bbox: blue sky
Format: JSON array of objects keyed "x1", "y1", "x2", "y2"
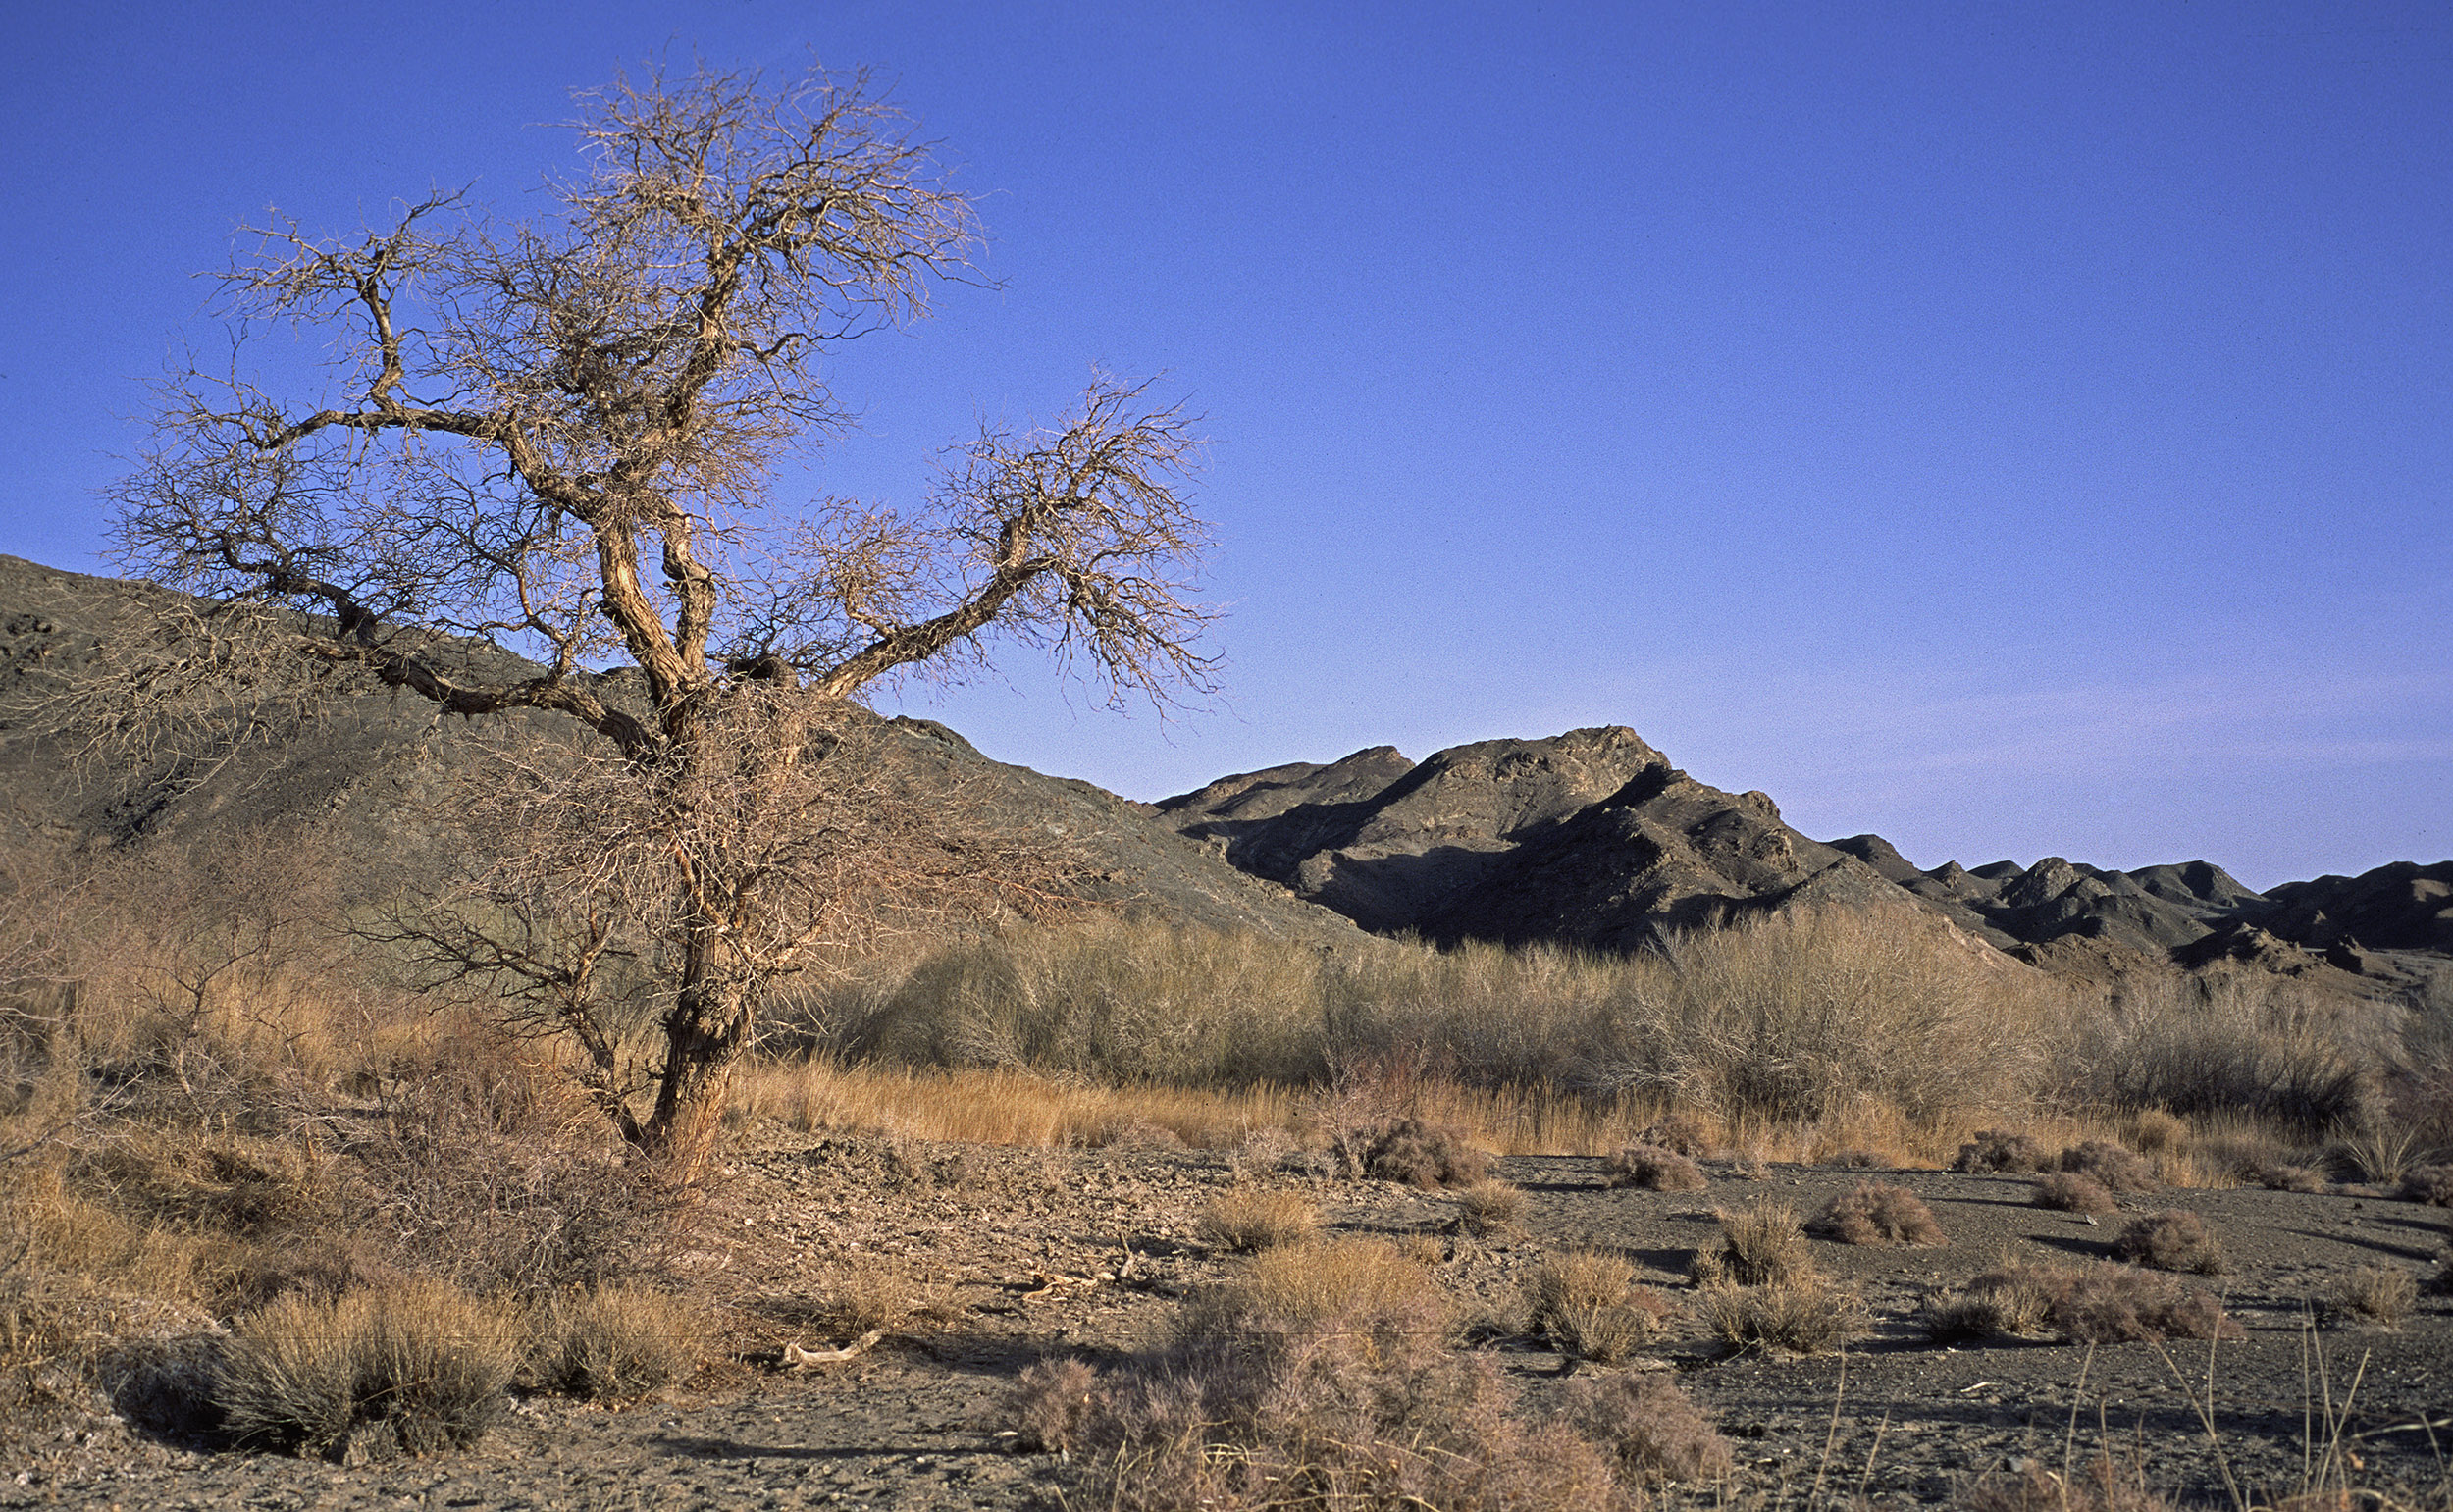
[{"x1": 3, "y1": 1, "x2": 2445, "y2": 888}]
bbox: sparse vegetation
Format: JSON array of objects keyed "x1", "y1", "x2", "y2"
[
  {"x1": 1553, "y1": 1372, "x2": 1735, "y2": 1484},
  {"x1": 1812, "y1": 1180, "x2": 1949, "y2": 1245},
  {"x1": 2399, "y1": 1163, "x2": 2453, "y2": 1206},
  {"x1": 1697, "y1": 1199, "x2": 1815, "y2": 1286},
  {"x1": 529, "y1": 1285, "x2": 702, "y2": 1401},
  {"x1": 2060, "y1": 1141, "x2": 2161, "y2": 1194},
  {"x1": 1921, "y1": 1269, "x2": 2056, "y2": 1342},
  {"x1": 1956, "y1": 1129, "x2": 2051, "y2": 1173},
  {"x1": 1696, "y1": 1274, "x2": 1866, "y2": 1355},
  {"x1": 1453, "y1": 1180, "x2": 1529, "y2": 1237},
  {"x1": 1927, "y1": 1260, "x2": 2234, "y2": 1345},
  {"x1": 2110, "y1": 1210, "x2": 2226, "y2": 1275},
  {"x1": 1604, "y1": 1142, "x2": 1708, "y2": 1191},
  {"x1": 1199, "y1": 1190, "x2": 1322, "y2": 1253}
]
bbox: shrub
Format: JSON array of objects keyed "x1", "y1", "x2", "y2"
[
  {"x1": 1554, "y1": 1373, "x2": 1734, "y2": 1484},
  {"x1": 1604, "y1": 1143, "x2": 1707, "y2": 1192},
  {"x1": 2323, "y1": 1265, "x2": 2418, "y2": 1328},
  {"x1": 2126, "y1": 1109, "x2": 2187, "y2": 1153},
  {"x1": 1955, "y1": 1130, "x2": 2050, "y2": 1174},
  {"x1": 1697, "y1": 1199, "x2": 1813, "y2": 1286},
  {"x1": 1524, "y1": 1250, "x2": 1675, "y2": 1364},
  {"x1": 529, "y1": 1285, "x2": 700, "y2": 1401},
  {"x1": 2060, "y1": 1141, "x2": 2159, "y2": 1193},
  {"x1": 2253, "y1": 1163, "x2": 2327, "y2": 1194},
  {"x1": 2033, "y1": 1173, "x2": 2118, "y2": 1215},
  {"x1": 1361, "y1": 1119, "x2": 1487, "y2": 1190},
  {"x1": 1634, "y1": 1115, "x2": 1714, "y2": 1158},
  {"x1": 2398, "y1": 1164, "x2": 2453, "y2": 1206},
  {"x1": 2109, "y1": 1210, "x2": 2224, "y2": 1275},
  {"x1": 1453, "y1": 1180, "x2": 1528, "y2": 1237},
  {"x1": 214, "y1": 1278, "x2": 523, "y2": 1459},
  {"x1": 1174, "y1": 1239, "x2": 1451, "y2": 1367},
  {"x1": 1696, "y1": 1275, "x2": 1865, "y2": 1355},
  {"x1": 1008, "y1": 1357, "x2": 1100, "y2": 1453},
  {"x1": 2048, "y1": 1263, "x2": 2236, "y2": 1343},
  {"x1": 1199, "y1": 1190, "x2": 1322, "y2": 1253},
  {"x1": 1921, "y1": 1270, "x2": 2055, "y2": 1342},
  {"x1": 1812, "y1": 1181, "x2": 1948, "y2": 1246},
  {"x1": 1823, "y1": 1148, "x2": 1884, "y2": 1170}
]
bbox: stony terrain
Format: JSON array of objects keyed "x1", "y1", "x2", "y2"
[{"x1": 7, "y1": 1130, "x2": 2447, "y2": 1510}]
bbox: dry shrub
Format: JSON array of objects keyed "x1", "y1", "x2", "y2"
[
  {"x1": 1696, "y1": 1275, "x2": 1865, "y2": 1355},
  {"x1": 804, "y1": 1258, "x2": 956, "y2": 1339},
  {"x1": 2109, "y1": 1210, "x2": 2225, "y2": 1275},
  {"x1": 1955, "y1": 1129, "x2": 2050, "y2": 1174},
  {"x1": 214, "y1": 1277, "x2": 522, "y2": 1459},
  {"x1": 1524, "y1": 1250, "x2": 1675, "y2": 1364},
  {"x1": 1361, "y1": 1119, "x2": 1487, "y2": 1189},
  {"x1": 1922, "y1": 1269, "x2": 2056, "y2": 1342},
  {"x1": 1812, "y1": 1181, "x2": 1947, "y2": 1246},
  {"x1": 2060, "y1": 1141, "x2": 2159, "y2": 1194},
  {"x1": 1199, "y1": 1189, "x2": 1322, "y2": 1253},
  {"x1": 1453, "y1": 1180, "x2": 1528, "y2": 1237},
  {"x1": 1604, "y1": 1143, "x2": 1707, "y2": 1192},
  {"x1": 1053, "y1": 1238, "x2": 1625, "y2": 1510},
  {"x1": 2034, "y1": 1173, "x2": 2119, "y2": 1215},
  {"x1": 2048, "y1": 1262, "x2": 2237, "y2": 1343},
  {"x1": 2399, "y1": 1164, "x2": 2453, "y2": 1206},
  {"x1": 1553, "y1": 1372, "x2": 1734, "y2": 1484},
  {"x1": 530, "y1": 1285, "x2": 701, "y2": 1400},
  {"x1": 1634, "y1": 1115, "x2": 1714, "y2": 1158},
  {"x1": 1697, "y1": 1199, "x2": 1813, "y2": 1286},
  {"x1": 2254, "y1": 1163, "x2": 2328, "y2": 1194},
  {"x1": 1008, "y1": 1356, "x2": 1100, "y2": 1453},
  {"x1": 2126, "y1": 1109, "x2": 2187, "y2": 1153},
  {"x1": 2323, "y1": 1265, "x2": 2417, "y2": 1328},
  {"x1": 1957, "y1": 1455, "x2": 2173, "y2": 1512},
  {"x1": 2054, "y1": 968, "x2": 2384, "y2": 1135},
  {"x1": 347, "y1": 1025, "x2": 697, "y2": 1291},
  {"x1": 1822, "y1": 1148, "x2": 1884, "y2": 1170}
]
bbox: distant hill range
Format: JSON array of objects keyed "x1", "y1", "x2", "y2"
[{"x1": 4, "y1": 554, "x2": 2445, "y2": 993}]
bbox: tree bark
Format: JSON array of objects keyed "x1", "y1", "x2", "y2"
[{"x1": 641, "y1": 925, "x2": 755, "y2": 1164}]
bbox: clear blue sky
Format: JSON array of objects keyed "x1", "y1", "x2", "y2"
[{"x1": 3, "y1": 1, "x2": 2445, "y2": 889}]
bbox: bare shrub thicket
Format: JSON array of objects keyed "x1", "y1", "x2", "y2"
[
  {"x1": 1552, "y1": 1373, "x2": 1735, "y2": 1485},
  {"x1": 2050, "y1": 969, "x2": 2387, "y2": 1134},
  {"x1": 1025, "y1": 1238, "x2": 1636, "y2": 1510},
  {"x1": 1604, "y1": 1143, "x2": 1707, "y2": 1191},
  {"x1": 2323, "y1": 1265, "x2": 2418, "y2": 1329},
  {"x1": 2059, "y1": 1141, "x2": 2160, "y2": 1194},
  {"x1": 1955, "y1": 1129, "x2": 2051, "y2": 1173},
  {"x1": 1811, "y1": 1180, "x2": 1949, "y2": 1245},
  {"x1": 1360, "y1": 1119, "x2": 1488, "y2": 1189}
]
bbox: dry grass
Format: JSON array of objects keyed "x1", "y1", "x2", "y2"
[
  {"x1": 1957, "y1": 1455, "x2": 2174, "y2": 1512},
  {"x1": 2322, "y1": 1265, "x2": 2418, "y2": 1329},
  {"x1": 2034, "y1": 1173, "x2": 2120, "y2": 1214},
  {"x1": 1524, "y1": 1249, "x2": 1675, "y2": 1363},
  {"x1": 529, "y1": 1285, "x2": 702, "y2": 1401},
  {"x1": 1696, "y1": 1274, "x2": 1866, "y2": 1355},
  {"x1": 1604, "y1": 1142, "x2": 1709, "y2": 1191},
  {"x1": 1812, "y1": 1180, "x2": 1948, "y2": 1245},
  {"x1": 1452, "y1": 1180, "x2": 1529, "y2": 1237},
  {"x1": 2061, "y1": 1141, "x2": 2160, "y2": 1194},
  {"x1": 2109, "y1": 1210, "x2": 2226, "y2": 1275},
  {"x1": 1697, "y1": 1198, "x2": 1815, "y2": 1286},
  {"x1": 214, "y1": 1278, "x2": 523, "y2": 1458},
  {"x1": 1954, "y1": 1129, "x2": 2052, "y2": 1173},
  {"x1": 1922, "y1": 1260, "x2": 2234, "y2": 1345},
  {"x1": 1359, "y1": 1118, "x2": 1488, "y2": 1189},
  {"x1": 1198, "y1": 1189, "x2": 1322, "y2": 1253},
  {"x1": 1922, "y1": 1268, "x2": 2057, "y2": 1342},
  {"x1": 800, "y1": 1258, "x2": 958, "y2": 1340}
]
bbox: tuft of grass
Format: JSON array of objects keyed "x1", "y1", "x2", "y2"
[
  {"x1": 1008, "y1": 1357, "x2": 1101, "y2": 1453},
  {"x1": 1634, "y1": 1115, "x2": 1715, "y2": 1157},
  {"x1": 1697, "y1": 1198, "x2": 1814, "y2": 1285},
  {"x1": 2323, "y1": 1265, "x2": 2418, "y2": 1329},
  {"x1": 1524, "y1": 1249, "x2": 1675, "y2": 1364},
  {"x1": 1921, "y1": 1269, "x2": 2056, "y2": 1342},
  {"x1": 1955, "y1": 1129, "x2": 2050, "y2": 1174},
  {"x1": 2060, "y1": 1141, "x2": 2159, "y2": 1193},
  {"x1": 1199, "y1": 1189, "x2": 1322, "y2": 1253},
  {"x1": 1812, "y1": 1180, "x2": 1948, "y2": 1245},
  {"x1": 214, "y1": 1277, "x2": 523, "y2": 1459},
  {"x1": 1452, "y1": 1180, "x2": 1528, "y2": 1237},
  {"x1": 1696, "y1": 1274, "x2": 1865, "y2": 1355},
  {"x1": 1603, "y1": 1143, "x2": 1708, "y2": 1192},
  {"x1": 1174, "y1": 1238, "x2": 1451, "y2": 1366},
  {"x1": 2109, "y1": 1210, "x2": 2225, "y2": 1275},
  {"x1": 2253, "y1": 1163, "x2": 2328, "y2": 1193},
  {"x1": 1553, "y1": 1372, "x2": 1734, "y2": 1484},
  {"x1": 1926, "y1": 1261, "x2": 2234, "y2": 1345},
  {"x1": 529, "y1": 1285, "x2": 701, "y2": 1401},
  {"x1": 804, "y1": 1258, "x2": 957, "y2": 1340},
  {"x1": 2033, "y1": 1172, "x2": 2119, "y2": 1214}
]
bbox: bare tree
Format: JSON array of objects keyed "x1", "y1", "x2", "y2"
[{"x1": 100, "y1": 61, "x2": 1217, "y2": 1159}]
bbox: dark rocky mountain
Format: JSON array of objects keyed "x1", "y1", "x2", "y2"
[{"x1": 1158, "y1": 728, "x2": 2450, "y2": 990}]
